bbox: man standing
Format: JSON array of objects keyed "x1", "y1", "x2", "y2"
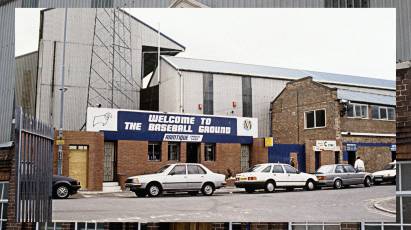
[{"x1": 354, "y1": 156, "x2": 365, "y2": 172}]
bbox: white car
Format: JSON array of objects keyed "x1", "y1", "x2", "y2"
[
  {"x1": 235, "y1": 163, "x2": 318, "y2": 193},
  {"x1": 125, "y1": 163, "x2": 226, "y2": 197},
  {"x1": 372, "y1": 161, "x2": 396, "y2": 185}
]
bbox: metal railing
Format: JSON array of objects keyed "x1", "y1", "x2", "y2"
[{"x1": 14, "y1": 107, "x2": 54, "y2": 222}]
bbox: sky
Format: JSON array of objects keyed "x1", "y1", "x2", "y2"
[{"x1": 15, "y1": 8, "x2": 395, "y2": 80}]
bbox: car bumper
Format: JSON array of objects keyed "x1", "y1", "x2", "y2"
[
  {"x1": 373, "y1": 175, "x2": 395, "y2": 183},
  {"x1": 234, "y1": 181, "x2": 266, "y2": 189},
  {"x1": 125, "y1": 183, "x2": 145, "y2": 192},
  {"x1": 70, "y1": 185, "x2": 81, "y2": 194}
]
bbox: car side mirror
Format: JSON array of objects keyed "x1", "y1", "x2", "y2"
[
  {"x1": 169, "y1": 172, "x2": 175, "y2": 176},
  {"x1": 296, "y1": 170, "x2": 301, "y2": 174}
]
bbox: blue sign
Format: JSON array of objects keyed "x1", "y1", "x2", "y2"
[
  {"x1": 101, "y1": 110, "x2": 256, "y2": 144},
  {"x1": 345, "y1": 143, "x2": 357, "y2": 151}
]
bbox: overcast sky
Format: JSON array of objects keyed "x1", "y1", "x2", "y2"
[{"x1": 16, "y1": 8, "x2": 395, "y2": 80}]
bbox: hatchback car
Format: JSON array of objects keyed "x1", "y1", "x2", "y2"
[
  {"x1": 125, "y1": 163, "x2": 226, "y2": 197},
  {"x1": 52, "y1": 175, "x2": 81, "y2": 199},
  {"x1": 234, "y1": 163, "x2": 318, "y2": 193},
  {"x1": 315, "y1": 164, "x2": 372, "y2": 189},
  {"x1": 372, "y1": 161, "x2": 396, "y2": 185}
]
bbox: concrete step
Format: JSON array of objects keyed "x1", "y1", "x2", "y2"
[
  {"x1": 103, "y1": 182, "x2": 120, "y2": 187},
  {"x1": 102, "y1": 182, "x2": 122, "y2": 192}
]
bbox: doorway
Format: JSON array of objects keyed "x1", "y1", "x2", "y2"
[
  {"x1": 335, "y1": 151, "x2": 340, "y2": 164},
  {"x1": 186, "y1": 143, "x2": 199, "y2": 163},
  {"x1": 240, "y1": 145, "x2": 250, "y2": 172},
  {"x1": 348, "y1": 151, "x2": 356, "y2": 166},
  {"x1": 69, "y1": 145, "x2": 88, "y2": 189},
  {"x1": 391, "y1": 151, "x2": 396, "y2": 161},
  {"x1": 314, "y1": 151, "x2": 321, "y2": 171},
  {"x1": 104, "y1": 142, "x2": 117, "y2": 182}
]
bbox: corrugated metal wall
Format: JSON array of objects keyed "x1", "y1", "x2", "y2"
[
  {"x1": 0, "y1": 0, "x2": 21, "y2": 143},
  {"x1": 370, "y1": 0, "x2": 411, "y2": 62},
  {"x1": 15, "y1": 52, "x2": 39, "y2": 116}
]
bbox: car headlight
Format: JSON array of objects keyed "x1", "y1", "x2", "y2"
[{"x1": 132, "y1": 178, "x2": 139, "y2": 184}]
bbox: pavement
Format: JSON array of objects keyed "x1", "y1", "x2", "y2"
[
  {"x1": 373, "y1": 196, "x2": 396, "y2": 214},
  {"x1": 53, "y1": 184, "x2": 395, "y2": 222}
]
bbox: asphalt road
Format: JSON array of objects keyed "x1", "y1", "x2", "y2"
[{"x1": 53, "y1": 185, "x2": 395, "y2": 222}]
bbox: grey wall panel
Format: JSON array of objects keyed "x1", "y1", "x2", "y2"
[
  {"x1": 38, "y1": 0, "x2": 92, "y2": 7},
  {"x1": 213, "y1": 73, "x2": 242, "y2": 117},
  {"x1": 182, "y1": 71, "x2": 203, "y2": 114},
  {"x1": 0, "y1": 0, "x2": 21, "y2": 143},
  {"x1": 114, "y1": 0, "x2": 171, "y2": 8},
  {"x1": 158, "y1": 59, "x2": 180, "y2": 112},
  {"x1": 369, "y1": 0, "x2": 411, "y2": 62},
  {"x1": 15, "y1": 52, "x2": 38, "y2": 116}
]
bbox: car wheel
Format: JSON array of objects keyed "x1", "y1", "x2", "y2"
[
  {"x1": 188, "y1": 191, "x2": 198, "y2": 196},
  {"x1": 146, "y1": 183, "x2": 162, "y2": 197},
  {"x1": 54, "y1": 184, "x2": 70, "y2": 199},
  {"x1": 334, "y1": 179, "x2": 343, "y2": 189},
  {"x1": 265, "y1": 181, "x2": 276, "y2": 193},
  {"x1": 364, "y1": 177, "x2": 372, "y2": 187},
  {"x1": 135, "y1": 191, "x2": 146, "y2": 197},
  {"x1": 305, "y1": 180, "x2": 315, "y2": 191},
  {"x1": 245, "y1": 188, "x2": 255, "y2": 193},
  {"x1": 201, "y1": 183, "x2": 215, "y2": 196}
]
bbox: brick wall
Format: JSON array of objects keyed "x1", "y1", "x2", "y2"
[
  {"x1": 53, "y1": 131, "x2": 104, "y2": 191},
  {"x1": 251, "y1": 138, "x2": 269, "y2": 166},
  {"x1": 271, "y1": 77, "x2": 339, "y2": 145},
  {"x1": 0, "y1": 147, "x2": 12, "y2": 181},
  {"x1": 117, "y1": 140, "x2": 242, "y2": 188},
  {"x1": 397, "y1": 66, "x2": 411, "y2": 160}
]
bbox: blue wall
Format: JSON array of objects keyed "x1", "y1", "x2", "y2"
[
  {"x1": 342, "y1": 142, "x2": 395, "y2": 161},
  {"x1": 268, "y1": 144, "x2": 306, "y2": 172}
]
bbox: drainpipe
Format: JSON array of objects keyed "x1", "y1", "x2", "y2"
[{"x1": 178, "y1": 70, "x2": 183, "y2": 113}]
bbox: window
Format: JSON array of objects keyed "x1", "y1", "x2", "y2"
[
  {"x1": 261, "y1": 166, "x2": 272, "y2": 173},
  {"x1": 203, "y1": 73, "x2": 214, "y2": 115},
  {"x1": 284, "y1": 165, "x2": 298, "y2": 174},
  {"x1": 168, "y1": 142, "x2": 180, "y2": 161},
  {"x1": 343, "y1": 165, "x2": 356, "y2": 173},
  {"x1": 242, "y1": 76, "x2": 252, "y2": 117},
  {"x1": 371, "y1": 105, "x2": 395, "y2": 121},
  {"x1": 169, "y1": 165, "x2": 186, "y2": 175},
  {"x1": 188, "y1": 165, "x2": 206, "y2": 174},
  {"x1": 305, "y1": 109, "x2": 326, "y2": 129},
  {"x1": 272, "y1": 165, "x2": 284, "y2": 173},
  {"x1": 347, "y1": 103, "x2": 368, "y2": 118},
  {"x1": 0, "y1": 182, "x2": 8, "y2": 227},
  {"x1": 204, "y1": 144, "x2": 216, "y2": 161},
  {"x1": 148, "y1": 142, "x2": 161, "y2": 161},
  {"x1": 325, "y1": 0, "x2": 370, "y2": 8},
  {"x1": 335, "y1": 165, "x2": 345, "y2": 173}
]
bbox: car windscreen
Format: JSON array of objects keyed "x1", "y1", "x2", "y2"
[
  {"x1": 156, "y1": 165, "x2": 171, "y2": 173},
  {"x1": 246, "y1": 165, "x2": 264, "y2": 172},
  {"x1": 316, "y1": 165, "x2": 334, "y2": 174},
  {"x1": 384, "y1": 163, "x2": 395, "y2": 170}
]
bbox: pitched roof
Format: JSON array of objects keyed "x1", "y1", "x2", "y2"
[
  {"x1": 337, "y1": 89, "x2": 395, "y2": 106},
  {"x1": 162, "y1": 56, "x2": 395, "y2": 90}
]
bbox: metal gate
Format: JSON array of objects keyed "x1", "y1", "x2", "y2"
[
  {"x1": 14, "y1": 107, "x2": 54, "y2": 222},
  {"x1": 103, "y1": 142, "x2": 116, "y2": 182},
  {"x1": 240, "y1": 145, "x2": 250, "y2": 172}
]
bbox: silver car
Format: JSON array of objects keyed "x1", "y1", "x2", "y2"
[{"x1": 315, "y1": 164, "x2": 372, "y2": 189}]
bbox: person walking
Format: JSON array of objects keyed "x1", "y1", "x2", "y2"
[{"x1": 354, "y1": 156, "x2": 365, "y2": 172}]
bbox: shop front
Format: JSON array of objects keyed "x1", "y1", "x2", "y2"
[{"x1": 54, "y1": 108, "x2": 259, "y2": 191}]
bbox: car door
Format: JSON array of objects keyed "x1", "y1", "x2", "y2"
[
  {"x1": 343, "y1": 165, "x2": 358, "y2": 185},
  {"x1": 186, "y1": 165, "x2": 206, "y2": 190},
  {"x1": 271, "y1": 164, "x2": 287, "y2": 186},
  {"x1": 334, "y1": 165, "x2": 348, "y2": 184},
  {"x1": 163, "y1": 164, "x2": 187, "y2": 191},
  {"x1": 283, "y1": 164, "x2": 304, "y2": 187}
]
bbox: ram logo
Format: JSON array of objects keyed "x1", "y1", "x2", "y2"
[
  {"x1": 93, "y1": 112, "x2": 112, "y2": 127},
  {"x1": 243, "y1": 119, "x2": 252, "y2": 131}
]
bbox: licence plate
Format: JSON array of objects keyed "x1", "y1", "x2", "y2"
[
  {"x1": 239, "y1": 177, "x2": 247, "y2": 181},
  {"x1": 375, "y1": 178, "x2": 383, "y2": 181}
]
